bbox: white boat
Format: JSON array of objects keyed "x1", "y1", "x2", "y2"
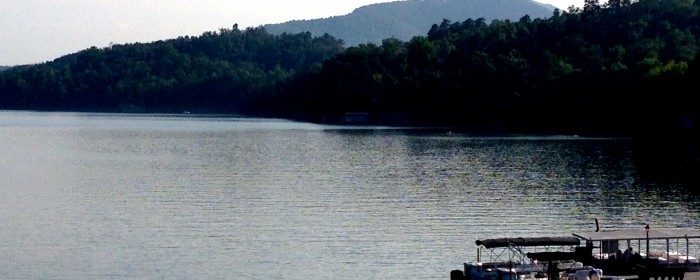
[{"x1": 451, "y1": 237, "x2": 610, "y2": 280}]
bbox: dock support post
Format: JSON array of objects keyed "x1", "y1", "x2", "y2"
[{"x1": 646, "y1": 224, "x2": 650, "y2": 259}]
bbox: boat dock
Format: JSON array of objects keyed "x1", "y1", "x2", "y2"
[
  {"x1": 631, "y1": 272, "x2": 700, "y2": 280},
  {"x1": 573, "y1": 228, "x2": 700, "y2": 279},
  {"x1": 452, "y1": 227, "x2": 700, "y2": 280}
]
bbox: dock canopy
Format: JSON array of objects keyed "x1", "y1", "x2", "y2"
[
  {"x1": 475, "y1": 237, "x2": 581, "y2": 249},
  {"x1": 573, "y1": 229, "x2": 700, "y2": 242}
]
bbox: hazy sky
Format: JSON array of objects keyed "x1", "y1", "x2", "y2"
[{"x1": 0, "y1": 0, "x2": 582, "y2": 66}]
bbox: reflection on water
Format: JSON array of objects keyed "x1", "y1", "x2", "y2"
[{"x1": 0, "y1": 111, "x2": 698, "y2": 279}]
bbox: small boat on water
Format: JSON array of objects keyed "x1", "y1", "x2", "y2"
[{"x1": 451, "y1": 236, "x2": 610, "y2": 280}]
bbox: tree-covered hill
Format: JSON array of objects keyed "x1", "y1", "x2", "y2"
[
  {"x1": 0, "y1": 26, "x2": 344, "y2": 113},
  {"x1": 1, "y1": 0, "x2": 700, "y2": 141},
  {"x1": 263, "y1": 0, "x2": 555, "y2": 46},
  {"x1": 276, "y1": 0, "x2": 700, "y2": 137}
]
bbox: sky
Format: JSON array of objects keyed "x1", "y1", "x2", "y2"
[{"x1": 0, "y1": 0, "x2": 583, "y2": 66}]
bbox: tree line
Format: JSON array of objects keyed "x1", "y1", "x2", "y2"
[
  {"x1": 282, "y1": 0, "x2": 700, "y2": 137},
  {"x1": 0, "y1": 26, "x2": 344, "y2": 114},
  {"x1": 1, "y1": 0, "x2": 699, "y2": 138}
]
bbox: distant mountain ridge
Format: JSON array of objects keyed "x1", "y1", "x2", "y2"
[{"x1": 263, "y1": 0, "x2": 556, "y2": 46}]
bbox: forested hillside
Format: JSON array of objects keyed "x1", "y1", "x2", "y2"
[
  {"x1": 0, "y1": 27, "x2": 344, "y2": 113},
  {"x1": 277, "y1": 0, "x2": 700, "y2": 137},
  {"x1": 264, "y1": 0, "x2": 555, "y2": 46},
  {"x1": 1, "y1": 0, "x2": 699, "y2": 140}
]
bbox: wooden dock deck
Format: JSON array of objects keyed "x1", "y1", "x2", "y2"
[{"x1": 635, "y1": 272, "x2": 700, "y2": 280}]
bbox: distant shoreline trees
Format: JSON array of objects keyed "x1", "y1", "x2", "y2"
[
  {"x1": 0, "y1": 26, "x2": 344, "y2": 115},
  {"x1": 1, "y1": 0, "x2": 699, "y2": 138},
  {"x1": 277, "y1": 0, "x2": 700, "y2": 137}
]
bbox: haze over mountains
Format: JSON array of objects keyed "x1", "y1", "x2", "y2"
[
  {"x1": 0, "y1": 0, "x2": 556, "y2": 67},
  {"x1": 263, "y1": 0, "x2": 556, "y2": 46}
]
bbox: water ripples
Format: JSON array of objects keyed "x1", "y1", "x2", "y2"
[{"x1": 0, "y1": 113, "x2": 699, "y2": 279}]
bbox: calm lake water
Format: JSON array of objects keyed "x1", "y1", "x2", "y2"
[{"x1": 1, "y1": 111, "x2": 699, "y2": 279}]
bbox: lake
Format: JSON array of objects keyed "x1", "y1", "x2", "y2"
[{"x1": 0, "y1": 111, "x2": 698, "y2": 279}]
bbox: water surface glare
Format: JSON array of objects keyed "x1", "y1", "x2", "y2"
[{"x1": 1, "y1": 112, "x2": 698, "y2": 279}]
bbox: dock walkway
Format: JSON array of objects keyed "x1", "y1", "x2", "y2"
[{"x1": 636, "y1": 272, "x2": 700, "y2": 280}]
